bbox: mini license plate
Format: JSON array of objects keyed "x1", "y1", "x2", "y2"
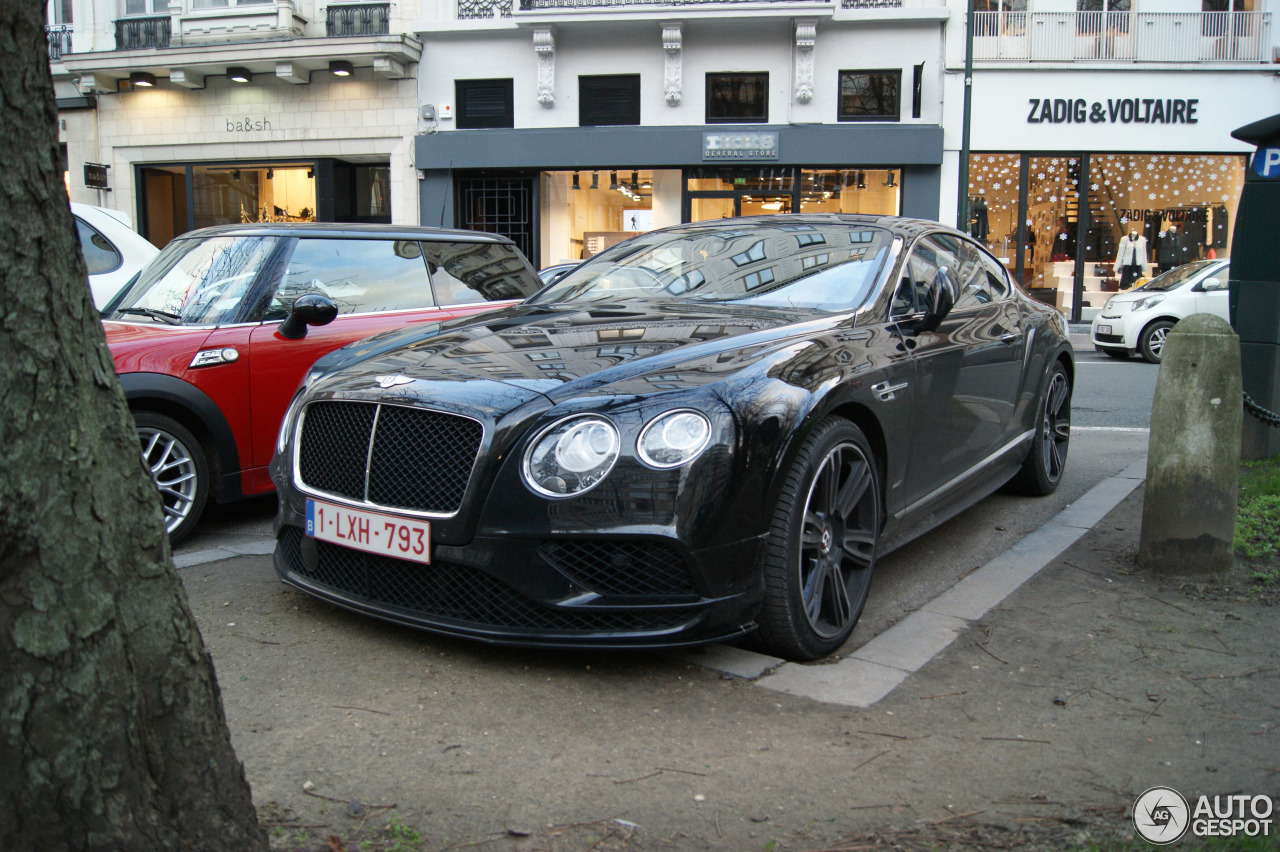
[
  {"x1": 305, "y1": 498, "x2": 431, "y2": 564},
  {"x1": 1096, "y1": 324, "x2": 1112, "y2": 335}
]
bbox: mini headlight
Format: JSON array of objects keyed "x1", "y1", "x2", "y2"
[
  {"x1": 523, "y1": 415, "x2": 620, "y2": 497},
  {"x1": 1133, "y1": 294, "x2": 1164, "y2": 312},
  {"x1": 638, "y1": 410, "x2": 712, "y2": 469}
]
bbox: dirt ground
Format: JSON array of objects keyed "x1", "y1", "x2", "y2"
[{"x1": 182, "y1": 491, "x2": 1280, "y2": 852}]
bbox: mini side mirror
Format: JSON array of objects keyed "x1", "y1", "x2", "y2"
[{"x1": 278, "y1": 293, "x2": 338, "y2": 340}]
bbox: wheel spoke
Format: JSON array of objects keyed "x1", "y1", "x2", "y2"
[
  {"x1": 824, "y1": 565, "x2": 853, "y2": 629},
  {"x1": 835, "y1": 460, "x2": 871, "y2": 519},
  {"x1": 841, "y1": 529, "x2": 876, "y2": 563},
  {"x1": 802, "y1": 511, "x2": 824, "y2": 548},
  {"x1": 819, "y1": 456, "x2": 839, "y2": 514},
  {"x1": 802, "y1": 560, "x2": 825, "y2": 624}
]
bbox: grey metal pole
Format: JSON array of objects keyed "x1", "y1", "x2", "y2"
[{"x1": 956, "y1": 0, "x2": 975, "y2": 231}]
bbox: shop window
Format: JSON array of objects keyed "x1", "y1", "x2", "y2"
[
  {"x1": 579, "y1": 75, "x2": 640, "y2": 127},
  {"x1": 191, "y1": 0, "x2": 273, "y2": 8},
  {"x1": 838, "y1": 71, "x2": 901, "y2": 122},
  {"x1": 122, "y1": 0, "x2": 165, "y2": 14},
  {"x1": 456, "y1": 79, "x2": 514, "y2": 129},
  {"x1": 705, "y1": 73, "x2": 768, "y2": 124}
]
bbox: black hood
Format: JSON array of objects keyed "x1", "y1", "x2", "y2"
[{"x1": 313, "y1": 300, "x2": 849, "y2": 403}]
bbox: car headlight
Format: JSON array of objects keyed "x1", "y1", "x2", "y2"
[
  {"x1": 638, "y1": 410, "x2": 712, "y2": 468},
  {"x1": 1132, "y1": 294, "x2": 1164, "y2": 312},
  {"x1": 276, "y1": 390, "x2": 308, "y2": 455},
  {"x1": 523, "y1": 415, "x2": 620, "y2": 497}
]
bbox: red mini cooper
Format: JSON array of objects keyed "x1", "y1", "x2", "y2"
[{"x1": 102, "y1": 223, "x2": 541, "y2": 543}]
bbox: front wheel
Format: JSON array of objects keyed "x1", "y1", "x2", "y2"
[
  {"x1": 1005, "y1": 362, "x2": 1071, "y2": 496},
  {"x1": 134, "y1": 411, "x2": 209, "y2": 545},
  {"x1": 754, "y1": 418, "x2": 880, "y2": 661},
  {"x1": 1138, "y1": 320, "x2": 1174, "y2": 364}
]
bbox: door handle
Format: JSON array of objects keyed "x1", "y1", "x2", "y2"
[{"x1": 872, "y1": 380, "x2": 908, "y2": 402}]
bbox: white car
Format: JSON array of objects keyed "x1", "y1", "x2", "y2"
[
  {"x1": 1090, "y1": 259, "x2": 1230, "y2": 364},
  {"x1": 71, "y1": 203, "x2": 159, "y2": 309}
]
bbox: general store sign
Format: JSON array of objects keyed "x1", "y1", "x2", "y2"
[
  {"x1": 703, "y1": 132, "x2": 779, "y2": 161},
  {"x1": 1026, "y1": 97, "x2": 1199, "y2": 125}
]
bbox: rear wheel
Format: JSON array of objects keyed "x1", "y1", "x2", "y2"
[
  {"x1": 1006, "y1": 362, "x2": 1071, "y2": 496},
  {"x1": 754, "y1": 418, "x2": 879, "y2": 661},
  {"x1": 134, "y1": 411, "x2": 209, "y2": 545},
  {"x1": 1138, "y1": 320, "x2": 1174, "y2": 364}
]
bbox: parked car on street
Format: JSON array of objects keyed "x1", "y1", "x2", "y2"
[
  {"x1": 270, "y1": 215, "x2": 1074, "y2": 661},
  {"x1": 103, "y1": 223, "x2": 541, "y2": 544},
  {"x1": 1090, "y1": 259, "x2": 1230, "y2": 363},
  {"x1": 72, "y1": 202, "x2": 159, "y2": 308}
]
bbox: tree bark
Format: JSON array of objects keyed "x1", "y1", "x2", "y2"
[{"x1": 0, "y1": 4, "x2": 267, "y2": 849}]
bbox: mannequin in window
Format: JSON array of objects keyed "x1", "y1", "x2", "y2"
[
  {"x1": 1158, "y1": 223, "x2": 1188, "y2": 273},
  {"x1": 1114, "y1": 228, "x2": 1148, "y2": 289},
  {"x1": 969, "y1": 197, "x2": 990, "y2": 244}
]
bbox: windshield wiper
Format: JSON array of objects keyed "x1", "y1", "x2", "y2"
[{"x1": 114, "y1": 307, "x2": 182, "y2": 325}]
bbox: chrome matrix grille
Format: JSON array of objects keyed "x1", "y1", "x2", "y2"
[{"x1": 297, "y1": 401, "x2": 483, "y2": 515}]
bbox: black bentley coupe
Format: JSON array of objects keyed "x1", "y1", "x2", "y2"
[{"x1": 270, "y1": 215, "x2": 1073, "y2": 661}]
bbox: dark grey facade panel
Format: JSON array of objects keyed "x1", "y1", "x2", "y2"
[{"x1": 414, "y1": 124, "x2": 944, "y2": 170}]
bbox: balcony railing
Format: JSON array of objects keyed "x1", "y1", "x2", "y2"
[
  {"x1": 115, "y1": 15, "x2": 171, "y2": 50},
  {"x1": 459, "y1": 0, "x2": 512, "y2": 18},
  {"x1": 46, "y1": 23, "x2": 73, "y2": 60},
  {"x1": 326, "y1": 3, "x2": 390, "y2": 35},
  {"x1": 974, "y1": 11, "x2": 1271, "y2": 62}
]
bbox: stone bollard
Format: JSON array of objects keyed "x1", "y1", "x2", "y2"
[{"x1": 1138, "y1": 314, "x2": 1241, "y2": 575}]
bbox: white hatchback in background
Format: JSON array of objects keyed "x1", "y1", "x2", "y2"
[
  {"x1": 1090, "y1": 259, "x2": 1230, "y2": 364},
  {"x1": 71, "y1": 203, "x2": 160, "y2": 309}
]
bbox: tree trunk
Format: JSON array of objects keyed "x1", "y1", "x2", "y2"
[{"x1": 0, "y1": 4, "x2": 267, "y2": 849}]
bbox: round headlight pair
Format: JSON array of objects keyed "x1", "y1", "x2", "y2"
[{"x1": 523, "y1": 409, "x2": 712, "y2": 498}]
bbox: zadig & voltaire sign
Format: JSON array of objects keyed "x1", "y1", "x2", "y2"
[{"x1": 1027, "y1": 97, "x2": 1199, "y2": 125}]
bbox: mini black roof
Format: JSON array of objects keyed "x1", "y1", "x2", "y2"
[{"x1": 172, "y1": 222, "x2": 515, "y2": 244}]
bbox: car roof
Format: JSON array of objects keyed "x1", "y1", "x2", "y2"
[
  {"x1": 169, "y1": 222, "x2": 518, "y2": 245},
  {"x1": 648, "y1": 214, "x2": 949, "y2": 241}
]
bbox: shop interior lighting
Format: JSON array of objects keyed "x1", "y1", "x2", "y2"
[
  {"x1": 306, "y1": 169, "x2": 314, "y2": 178},
  {"x1": 232, "y1": 169, "x2": 241, "y2": 180},
  {"x1": 572, "y1": 172, "x2": 580, "y2": 190},
  {"x1": 329, "y1": 60, "x2": 353, "y2": 77},
  {"x1": 855, "y1": 171, "x2": 867, "y2": 189},
  {"x1": 884, "y1": 171, "x2": 897, "y2": 187},
  {"x1": 609, "y1": 172, "x2": 619, "y2": 191},
  {"x1": 130, "y1": 71, "x2": 156, "y2": 88},
  {"x1": 630, "y1": 171, "x2": 639, "y2": 192},
  {"x1": 589, "y1": 172, "x2": 599, "y2": 190},
  {"x1": 266, "y1": 168, "x2": 274, "y2": 179},
  {"x1": 228, "y1": 67, "x2": 252, "y2": 84}
]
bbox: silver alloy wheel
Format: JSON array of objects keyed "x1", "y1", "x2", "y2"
[
  {"x1": 1147, "y1": 325, "x2": 1169, "y2": 360},
  {"x1": 138, "y1": 425, "x2": 201, "y2": 535},
  {"x1": 796, "y1": 441, "x2": 877, "y2": 640},
  {"x1": 1039, "y1": 370, "x2": 1071, "y2": 483}
]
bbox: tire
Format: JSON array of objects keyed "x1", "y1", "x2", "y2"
[
  {"x1": 1138, "y1": 320, "x2": 1174, "y2": 364},
  {"x1": 1098, "y1": 347, "x2": 1129, "y2": 360},
  {"x1": 1005, "y1": 362, "x2": 1071, "y2": 496},
  {"x1": 753, "y1": 418, "x2": 880, "y2": 661},
  {"x1": 134, "y1": 411, "x2": 209, "y2": 545}
]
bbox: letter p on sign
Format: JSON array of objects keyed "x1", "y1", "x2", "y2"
[{"x1": 1254, "y1": 147, "x2": 1280, "y2": 179}]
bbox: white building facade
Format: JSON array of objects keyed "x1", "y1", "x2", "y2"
[
  {"x1": 410, "y1": 0, "x2": 951, "y2": 267},
  {"x1": 50, "y1": 1, "x2": 423, "y2": 247},
  {"x1": 940, "y1": 0, "x2": 1278, "y2": 321}
]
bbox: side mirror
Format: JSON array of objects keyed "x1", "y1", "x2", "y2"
[
  {"x1": 918, "y1": 268, "x2": 958, "y2": 332},
  {"x1": 278, "y1": 293, "x2": 338, "y2": 340},
  {"x1": 1200, "y1": 277, "x2": 1225, "y2": 292}
]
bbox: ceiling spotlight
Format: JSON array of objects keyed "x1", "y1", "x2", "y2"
[
  {"x1": 572, "y1": 172, "x2": 580, "y2": 190},
  {"x1": 329, "y1": 60, "x2": 353, "y2": 77},
  {"x1": 630, "y1": 171, "x2": 639, "y2": 192},
  {"x1": 589, "y1": 172, "x2": 599, "y2": 190},
  {"x1": 228, "y1": 67, "x2": 251, "y2": 84},
  {"x1": 856, "y1": 171, "x2": 867, "y2": 189},
  {"x1": 130, "y1": 71, "x2": 156, "y2": 88},
  {"x1": 884, "y1": 171, "x2": 898, "y2": 187},
  {"x1": 232, "y1": 169, "x2": 241, "y2": 180},
  {"x1": 609, "y1": 171, "x2": 619, "y2": 191},
  {"x1": 266, "y1": 168, "x2": 274, "y2": 179},
  {"x1": 306, "y1": 169, "x2": 314, "y2": 179}
]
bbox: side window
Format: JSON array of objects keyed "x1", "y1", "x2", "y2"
[
  {"x1": 892, "y1": 235, "x2": 959, "y2": 318},
  {"x1": 421, "y1": 241, "x2": 542, "y2": 306},
  {"x1": 264, "y1": 238, "x2": 434, "y2": 321},
  {"x1": 77, "y1": 218, "x2": 122, "y2": 275},
  {"x1": 951, "y1": 242, "x2": 1011, "y2": 311}
]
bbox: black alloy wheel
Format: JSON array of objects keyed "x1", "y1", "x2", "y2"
[
  {"x1": 755, "y1": 417, "x2": 879, "y2": 661},
  {"x1": 134, "y1": 411, "x2": 210, "y2": 545},
  {"x1": 1006, "y1": 362, "x2": 1071, "y2": 496},
  {"x1": 1139, "y1": 320, "x2": 1174, "y2": 364}
]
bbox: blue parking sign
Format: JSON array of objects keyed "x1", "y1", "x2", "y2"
[{"x1": 1253, "y1": 147, "x2": 1280, "y2": 178}]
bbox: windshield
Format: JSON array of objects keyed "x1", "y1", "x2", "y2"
[
  {"x1": 1135, "y1": 260, "x2": 1217, "y2": 293},
  {"x1": 529, "y1": 223, "x2": 895, "y2": 314},
  {"x1": 107, "y1": 235, "x2": 281, "y2": 325}
]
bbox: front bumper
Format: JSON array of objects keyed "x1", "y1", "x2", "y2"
[
  {"x1": 273, "y1": 508, "x2": 767, "y2": 650},
  {"x1": 1090, "y1": 314, "x2": 1137, "y2": 350}
]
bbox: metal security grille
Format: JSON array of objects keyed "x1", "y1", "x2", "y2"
[
  {"x1": 115, "y1": 16, "x2": 170, "y2": 49},
  {"x1": 457, "y1": 0, "x2": 512, "y2": 18},
  {"x1": 325, "y1": 3, "x2": 390, "y2": 36},
  {"x1": 456, "y1": 176, "x2": 536, "y2": 266},
  {"x1": 539, "y1": 540, "x2": 700, "y2": 597},
  {"x1": 297, "y1": 401, "x2": 482, "y2": 515},
  {"x1": 279, "y1": 528, "x2": 694, "y2": 633}
]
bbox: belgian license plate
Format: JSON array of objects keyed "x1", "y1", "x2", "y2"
[
  {"x1": 305, "y1": 498, "x2": 431, "y2": 564},
  {"x1": 1097, "y1": 324, "x2": 1112, "y2": 335}
]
